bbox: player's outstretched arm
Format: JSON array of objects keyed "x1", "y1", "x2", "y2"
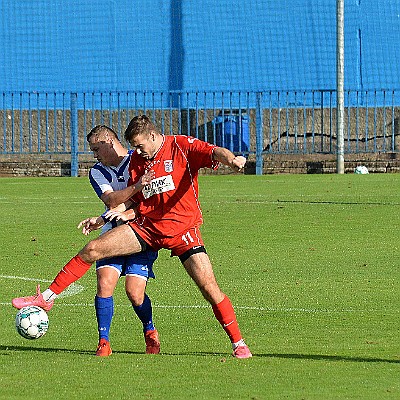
[
  {"x1": 100, "y1": 169, "x2": 155, "y2": 209},
  {"x1": 213, "y1": 147, "x2": 246, "y2": 173}
]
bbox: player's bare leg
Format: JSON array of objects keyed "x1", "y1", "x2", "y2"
[
  {"x1": 97, "y1": 267, "x2": 120, "y2": 297},
  {"x1": 12, "y1": 224, "x2": 143, "y2": 312},
  {"x1": 182, "y1": 252, "x2": 252, "y2": 358},
  {"x1": 126, "y1": 276, "x2": 160, "y2": 354},
  {"x1": 182, "y1": 252, "x2": 225, "y2": 304},
  {"x1": 79, "y1": 224, "x2": 143, "y2": 264},
  {"x1": 83, "y1": 227, "x2": 149, "y2": 356},
  {"x1": 125, "y1": 276, "x2": 147, "y2": 306}
]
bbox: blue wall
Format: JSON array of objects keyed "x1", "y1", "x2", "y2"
[{"x1": 0, "y1": 0, "x2": 399, "y2": 93}]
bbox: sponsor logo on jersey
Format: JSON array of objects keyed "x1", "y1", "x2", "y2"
[{"x1": 142, "y1": 175, "x2": 175, "y2": 199}]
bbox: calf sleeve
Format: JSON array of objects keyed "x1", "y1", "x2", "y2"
[
  {"x1": 49, "y1": 255, "x2": 92, "y2": 295},
  {"x1": 212, "y1": 295, "x2": 243, "y2": 344}
]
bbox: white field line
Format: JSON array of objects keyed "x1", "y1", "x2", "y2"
[
  {"x1": 1, "y1": 301, "x2": 397, "y2": 314},
  {"x1": 55, "y1": 304, "x2": 399, "y2": 313},
  {"x1": 1, "y1": 275, "x2": 397, "y2": 314},
  {"x1": 0, "y1": 275, "x2": 84, "y2": 298}
]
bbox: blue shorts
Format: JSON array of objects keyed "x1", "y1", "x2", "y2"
[{"x1": 96, "y1": 250, "x2": 158, "y2": 280}]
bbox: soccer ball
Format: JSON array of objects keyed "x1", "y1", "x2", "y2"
[
  {"x1": 354, "y1": 165, "x2": 369, "y2": 174},
  {"x1": 15, "y1": 306, "x2": 49, "y2": 339}
]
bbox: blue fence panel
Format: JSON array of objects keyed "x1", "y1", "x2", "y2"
[{"x1": 0, "y1": 89, "x2": 399, "y2": 175}]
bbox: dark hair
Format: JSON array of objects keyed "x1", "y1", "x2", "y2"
[
  {"x1": 124, "y1": 115, "x2": 157, "y2": 142},
  {"x1": 87, "y1": 125, "x2": 118, "y2": 142}
]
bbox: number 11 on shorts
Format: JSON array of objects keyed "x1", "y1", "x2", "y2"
[{"x1": 182, "y1": 231, "x2": 194, "y2": 246}]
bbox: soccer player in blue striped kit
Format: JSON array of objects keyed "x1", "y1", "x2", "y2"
[
  {"x1": 83, "y1": 125, "x2": 160, "y2": 356},
  {"x1": 14, "y1": 125, "x2": 160, "y2": 356}
]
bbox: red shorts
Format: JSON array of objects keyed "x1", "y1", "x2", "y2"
[{"x1": 128, "y1": 222, "x2": 205, "y2": 257}]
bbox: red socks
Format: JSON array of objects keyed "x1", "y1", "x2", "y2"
[
  {"x1": 49, "y1": 255, "x2": 92, "y2": 295},
  {"x1": 212, "y1": 295, "x2": 242, "y2": 343}
]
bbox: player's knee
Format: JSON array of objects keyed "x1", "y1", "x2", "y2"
[
  {"x1": 125, "y1": 287, "x2": 145, "y2": 306},
  {"x1": 97, "y1": 276, "x2": 114, "y2": 294},
  {"x1": 81, "y1": 240, "x2": 102, "y2": 263}
]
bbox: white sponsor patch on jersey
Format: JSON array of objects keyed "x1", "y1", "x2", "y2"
[{"x1": 142, "y1": 175, "x2": 175, "y2": 199}]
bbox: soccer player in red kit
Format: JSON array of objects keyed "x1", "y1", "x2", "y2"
[
  {"x1": 12, "y1": 115, "x2": 252, "y2": 359},
  {"x1": 126, "y1": 128, "x2": 220, "y2": 253}
]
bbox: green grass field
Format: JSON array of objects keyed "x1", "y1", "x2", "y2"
[{"x1": 0, "y1": 174, "x2": 399, "y2": 399}]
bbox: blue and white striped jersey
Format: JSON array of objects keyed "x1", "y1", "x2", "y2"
[{"x1": 88, "y1": 150, "x2": 133, "y2": 233}]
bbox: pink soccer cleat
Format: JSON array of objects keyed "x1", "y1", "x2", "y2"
[
  {"x1": 232, "y1": 345, "x2": 253, "y2": 359},
  {"x1": 144, "y1": 329, "x2": 160, "y2": 354},
  {"x1": 12, "y1": 284, "x2": 54, "y2": 312}
]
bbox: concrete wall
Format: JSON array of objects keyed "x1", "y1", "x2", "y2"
[{"x1": 1, "y1": 153, "x2": 399, "y2": 177}]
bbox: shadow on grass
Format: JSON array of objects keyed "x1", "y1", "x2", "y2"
[
  {"x1": 0, "y1": 345, "x2": 95, "y2": 356},
  {"x1": 1, "y1": 345, "x2": 399, "y2": 363},
  {"x1": 256, "y1": 352, "x2": 400, "y2": 364}
]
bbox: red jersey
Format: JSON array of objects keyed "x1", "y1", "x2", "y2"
[{"x1": 128, "y1": 135, "x2": 219, "y2": 237}]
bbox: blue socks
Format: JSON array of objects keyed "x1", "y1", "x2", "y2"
[
  {"x1": 95, "y1": 293, "x2": 155, "y2": 341},
  {"x1": 95, "y1": 295, "x2": 114, "y2": 341},
  {"x1": 133, "y1": 293, "x2": 155, "y2": 332}
]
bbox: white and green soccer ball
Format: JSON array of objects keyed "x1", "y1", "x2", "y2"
[
  {"x1": 15, "y1": 306, "x2": 49, "y2": 339},
  {"x1": 354, "y1": 165, "x2": 369, "y2": 174}
]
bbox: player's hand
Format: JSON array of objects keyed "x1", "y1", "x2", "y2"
[
  {"x1": 103, "y1": 210, "x2": 125, "y2": 222},
  {"x1": 77, "y1": 216, "x2": 104, "y2": 236},
  {"x1": 139, "y1": 169, "x2": 155, "y2": 186},
  {"x1": 104, "y1": 208, "x2": 136, "y2": 222},
  {"x1": 231, "y1": 156, "x2": 246, "y2": 172}
]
